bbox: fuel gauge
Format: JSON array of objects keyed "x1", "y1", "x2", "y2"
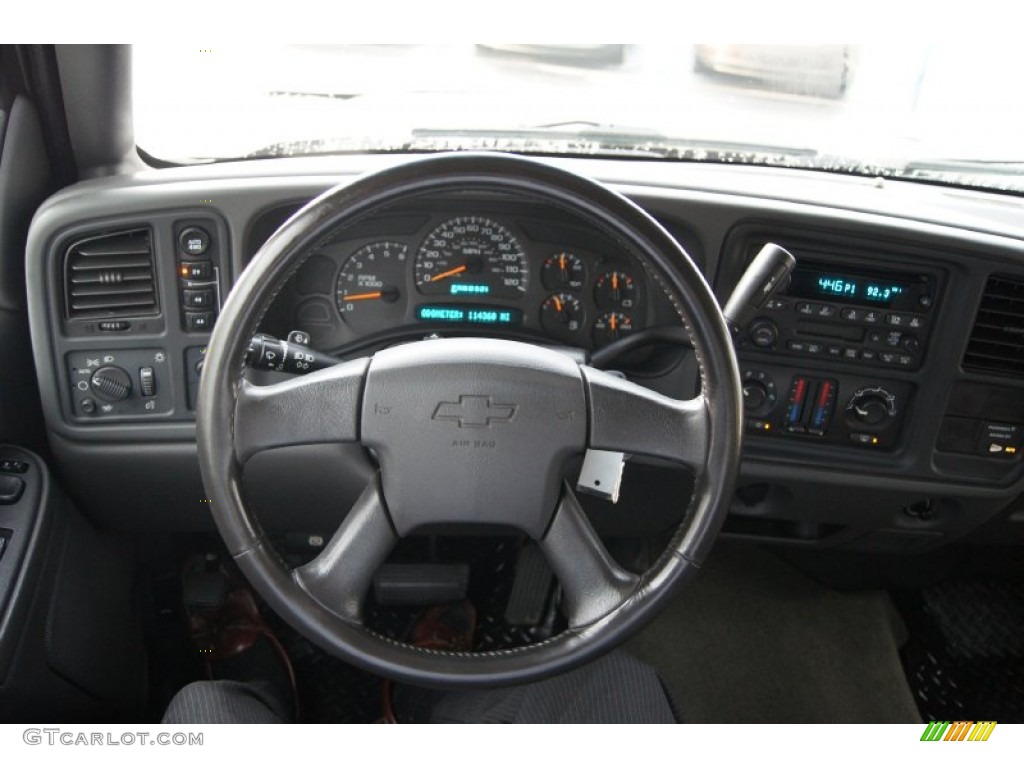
[
  {"x1": 540, "y1": 293, "x2": 584, "y2": 338},
  {"x1": 593, "y1": 312, "x2": 634, "y2": 346}
]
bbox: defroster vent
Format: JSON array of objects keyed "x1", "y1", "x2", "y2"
[
  {"x1": 64, "y1": 228, "x2": 158, "y2": 320},
  {"x1": 962, "y1": 274, "x2": 1024, "y2": 378}
]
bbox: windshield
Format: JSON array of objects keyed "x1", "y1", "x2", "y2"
[{"x1": 133, "y1": 45, "x2": 1024, "y2": 192}]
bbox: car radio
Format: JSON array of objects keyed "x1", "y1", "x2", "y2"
[{"x1": 736, "y1": 261, "x2": 939, "y2": 371}]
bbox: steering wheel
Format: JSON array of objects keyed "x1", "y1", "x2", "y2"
[{"x1": 197, "y1": 152, "x2": 742, "y2": 688}]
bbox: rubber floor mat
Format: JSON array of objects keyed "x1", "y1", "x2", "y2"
[{"x1": 899, "y1": 578, "x2": 1024, "y2": 723}]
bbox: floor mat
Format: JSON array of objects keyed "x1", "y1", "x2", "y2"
[
  {"x1": 626, "y1": 541, "x2": 922, "y2": 723},
  {"x1": 899, "y1": 578, "x2": 1024, "y2": 723}
]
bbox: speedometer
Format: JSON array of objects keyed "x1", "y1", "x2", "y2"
[{"x1": 414, "y1": 217, "x2": 529, "y2": 299}]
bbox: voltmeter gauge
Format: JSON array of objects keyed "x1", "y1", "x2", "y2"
[{"x1": 542, "y1": 252, "x2": 586, "y2": 291}]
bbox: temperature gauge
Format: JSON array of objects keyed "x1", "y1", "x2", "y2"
[
  {"x1": 595, "y1": 269, "x2": 638, "y2": 310},
  {"x1": 593, "y1": 312, "x2": 634, "y2": 346},
  {"x1": 540, "y1": 293, "x2": 584, "y2": 339},
  {"x1": 542, "y1": 252, "x2": 585, "y2": 291}
]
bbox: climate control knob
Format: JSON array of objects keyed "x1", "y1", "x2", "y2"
[
  {"x1": 743, "y1": 381, "x2": 769, "y2": 411},
  {"x1": 846, "y1": 387, "x2": 897, "y2": 427},
  {"x1": 741, "y1": 370, "x2": 777, "y2": 417},
  {"x1": 90, "y1": 366, "x2": 132, "y2": 402}
]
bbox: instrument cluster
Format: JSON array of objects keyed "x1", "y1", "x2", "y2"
[{"x1": 316, "y1": 212, "x2": 652, "y2": 350}]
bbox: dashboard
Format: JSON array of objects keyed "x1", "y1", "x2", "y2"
[{"x1": 23, "y1": 155, "x2": 1024, "y2": 549}]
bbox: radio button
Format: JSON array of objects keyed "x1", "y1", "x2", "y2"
[
  {"x1": 884, "y1": 331, "x2": 903, "y2": 347},
  {"x1": 840, "y1": 307, "x2": 862, "y2": 322},
  {"x1": 879, "y1": 352, "x2": 899, "y2": 365},
  {"x1": 787, "y1": 340, "x2": 807, "y2": 353},
  {"x1": 863, "y1": 310, "x2": 882, "y2": 324},
  {"x1": 797, "y1": 302, "x2": 820, "y2": 316},
  {"x1": 908, "y1": 315, "x2": 925, "y2": 329},
  {"x1": 898, "y1": 355, "x2": 915, "y2": 367},
  {"x1": 842, "y1": 347, "x2": 859, "y2": 360},
  {"x1": 806, "y1": 342, "x2": 824, "y2": 355},
  {"x1": 818, "y1": 304, "x2": 839, "y2": 318},
  {"x1": 826, "y1": 344, "x2": 843, "y2": 357},
  {"x1": 860, "y1": 349, "x2": 877, "y2": 361},
  {"x1": 765, "y1": 298, "x2": 789, "y2": 311}
]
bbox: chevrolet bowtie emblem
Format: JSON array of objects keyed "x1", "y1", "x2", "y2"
[{"x1": 432, "y1": 395, "x2": 517, "y2": 428}]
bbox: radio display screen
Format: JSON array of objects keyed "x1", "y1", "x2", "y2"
[{"x1": 788, "y1": 267, "x2": 913, "y2": 308}]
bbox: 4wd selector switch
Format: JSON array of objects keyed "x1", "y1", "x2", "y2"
[{"x1": 90, "y1": 366, "x2": 132, "y2": 401}]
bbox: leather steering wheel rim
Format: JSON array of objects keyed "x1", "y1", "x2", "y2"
[{"x1": 197, "y1": 152, "x2": 743, "y2": 688}]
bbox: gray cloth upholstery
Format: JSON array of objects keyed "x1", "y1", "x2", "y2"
[
  {"x1": 162, "y1": 650, "x2": 676, "y2": 724},
  {"x1": 163, "y1": 680, "x2": 289, "y2": 724},
  {"x1": 419, "y1": 650, "x2": 677, "y2": 724}
]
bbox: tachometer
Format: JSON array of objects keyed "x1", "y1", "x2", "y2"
[
  {"x1": 335, "y1": 241, "x2": 407, "y2": 333},
  {"x1": 414, "y1": 217, "x2": 529, "y2": 299}
]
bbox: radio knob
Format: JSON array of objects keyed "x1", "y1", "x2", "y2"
[
  {"x1": 847, "y1": 387, "x2": 897, "y2": 427},
  {"x1": 90, "y1": 365, "x2": 132, "y2": 402},
  {"x1": 748, "y1": 319, "x2": 778, "y2": 348}
]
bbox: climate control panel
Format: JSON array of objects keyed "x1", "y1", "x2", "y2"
[{"x1": 741, "y1": 365, "x2": 913, "y2": 449}]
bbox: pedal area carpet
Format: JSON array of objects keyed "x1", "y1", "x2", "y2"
[{"x1": 627, "y1": 541, "x2": 922, "y2": 723}]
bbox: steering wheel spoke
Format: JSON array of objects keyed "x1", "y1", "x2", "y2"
[
  {"x1": 582, "y1": 366, "x2": 710, "y2": 473},
  {"x1": 540, "y1": 485, "x2": 640, "y2": 628},
  {"x1": 233, "y1": 357, "x2": 370, "y2": 463},
  {"x1": 292, "y1": 476, "x2": 396, "y2": 624}
]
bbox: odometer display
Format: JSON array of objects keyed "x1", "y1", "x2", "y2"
[
  {"x1": 416, "y1": 304, "x2": 523, "y2": 326},
  {"x1": 414, "y1": 217, "x2": 529, "y2": 299}
]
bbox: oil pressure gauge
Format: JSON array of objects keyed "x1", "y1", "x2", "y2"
[{"x1": 593, "y1": 311, "x2": 634, "y2": 346}]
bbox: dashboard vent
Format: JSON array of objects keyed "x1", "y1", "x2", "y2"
[
  {"x1": 963, "y1": 274, "x2": 1024, "y2": 377},
  {"x1": 63, "y1": 228, "x2": 158, "y2": 320}
]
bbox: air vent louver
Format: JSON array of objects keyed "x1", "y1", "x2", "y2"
[
  {"x1": 962, "y1": 274, "x2": 1024, "y2": 377},
  {"x1": 64, "y1": 228, "x2": 157, "y2": 320}
]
